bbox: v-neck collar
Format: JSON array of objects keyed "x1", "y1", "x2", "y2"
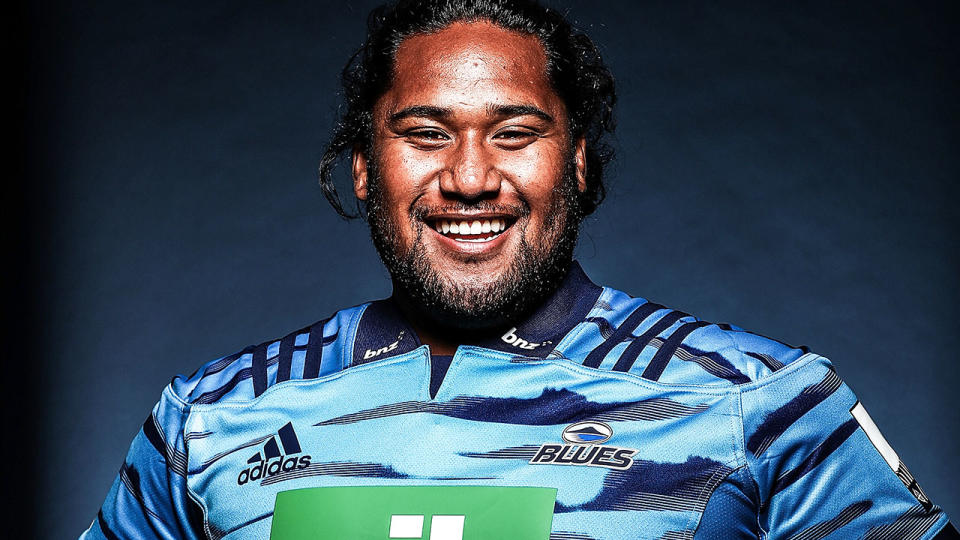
[{"x1": 350, "y1": 261, "x2": 603, "y2": 364}]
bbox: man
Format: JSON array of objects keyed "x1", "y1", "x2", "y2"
[{"x1": 83, "y1": 1, "x2": 957, "y2": 538}]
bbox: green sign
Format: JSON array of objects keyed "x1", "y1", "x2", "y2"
[{"x1": 270, "y1": 486, "x2": 557, "y2": 540}]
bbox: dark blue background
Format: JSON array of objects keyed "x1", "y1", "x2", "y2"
[{"x1": 20, "y1": 1, "x2": 957, "y2": 538}]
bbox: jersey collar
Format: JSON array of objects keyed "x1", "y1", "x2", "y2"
[{"x1": 351, "y1": 261, "x2": 602, "y2": 364}]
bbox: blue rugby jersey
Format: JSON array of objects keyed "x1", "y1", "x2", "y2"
[{"x1": 82, "y1": 263, "x2": 957, "y2": 539}]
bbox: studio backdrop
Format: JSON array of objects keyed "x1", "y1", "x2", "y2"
[{"x1": 25, "y1": 1, "x2": 958, "y2": 538}]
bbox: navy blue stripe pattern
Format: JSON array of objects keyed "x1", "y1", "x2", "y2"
[
  {"x1": 640, "y1": 320, "x2": 710, "y2": 381},
  {"x1": 863, "y1": 504, "x2": 945, "y2": 540},
  {"x1": 118, "y1": 463, "x2": 165, "y2": 523},
  {"x1": 141, "y1": 414, "x2": 167, "y2": 457},
  {"x1": 786, "y1": 500, "x2": 872, "y2": 540},
  {"x1": 748, "y1": 367, "x2": 843, "y2": 456},
  {"x1": 185, "y1": 493, "x2": 207, "y2": 538},
  {"x1": 251, "y1": 343, "x2": 268, "y2": 397},
  {"x1": 97, "y1": 510, "x2": 122, "y2": 540},
  {"x1": 209, "y1": 511, "x2": 274, "y2": 540},
  {"x1": 771, "y1": 418, "x2": 859, "y2": 496},
  {"x1": 896, "y1": 462, "x2": 933, "y2": 510},
  {"x1": 315, "y1": 391, "x2": 708, "y2": 426},
  {"x1": 583, "y1": 302, "x2": 663, "y2": 368},
  {"x1": 192, "y1": 320, "x2": 335, "y2": 404},
  {"x1": 613, "y1": 310, "x2": 687, "y2": 373},
  {"x1": 745, "y1": 351, "x2": 786, "y2": 372},
  {"x1": 584, "y1": 316, "x2": 615, "y2": 340},
  {"x1": 191, "y1": 434, "x2": 274, "y2": 474},
  {"x1": 194, "y1": 358, "x2": 274, "y2": 405},
  {"x1": 261, "y1": 461, "x2": 410, "y2": 486},
  {"x1": 303, "y1": 318, "x2": 331, "y2": 379},
  {"x1": 674, "y1": 344, "x2": 750, "y2": 384},
  {"x1": 659, "y1": 532, "x2": 694, "y2": 540},
  {"x1": 202, "y1": 345, "x2": 255, "y2": 378},
  {"x1": 276, "y1": 332, "x2": 295, "y2": 383},
  {"x1": 459, "y1": 445, "x2": 542, "y2": 460},
  {"x1": 142, "y1": 414, "x2": 187, "y2": 477}
]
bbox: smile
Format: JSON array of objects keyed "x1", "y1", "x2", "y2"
[{"x1": 428, "y1": 217, "x2": 515, "y2": 243}]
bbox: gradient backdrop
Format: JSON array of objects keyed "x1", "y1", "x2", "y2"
[{"x1": 21, "y1": 1, "x2": 958, "y2": 538}]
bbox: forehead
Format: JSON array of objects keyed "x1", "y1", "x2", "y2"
[{"x1": 381, "y1": 21, "x2": 559, "y2": 114}]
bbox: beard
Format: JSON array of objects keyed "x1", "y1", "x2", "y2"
[{"x1": 365, "y1": 158, "x2": 584, "y2": 332}]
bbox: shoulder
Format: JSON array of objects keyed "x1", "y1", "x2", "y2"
[
  {"x1": 167, "y1": 303, "x2": 368, "y2": 406},
  {"x1": 561, "y1": 284, "x2": 813, "y2": 387}
]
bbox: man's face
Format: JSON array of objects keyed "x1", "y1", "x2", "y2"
[{"x1": 354, "y1": 21, "x2": 586, "y2": 327}]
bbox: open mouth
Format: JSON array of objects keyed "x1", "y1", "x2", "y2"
[{"x1": 428, "y1": 217, "x2": 516, "y2": 243}]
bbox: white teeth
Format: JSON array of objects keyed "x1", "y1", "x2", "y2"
[{"x1": 433, "y1": 218, "x2": 510, "y2": 238}]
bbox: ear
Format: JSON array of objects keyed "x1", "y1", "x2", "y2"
[
  {"x1": 574, "y1": 136, "x2": 587, "y2": 193},
  {"x1": 352, "y1": 147, "x2": 369, "y2": 201}
]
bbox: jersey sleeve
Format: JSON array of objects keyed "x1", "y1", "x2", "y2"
[
  {"x1": 80, "y1": 386, "x2": 206, "y2": 540},
  {"x1": 739, "y1": 353, "x2": 956, "y2": 539}
]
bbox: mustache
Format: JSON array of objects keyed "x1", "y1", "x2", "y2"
[{"x1": 410, "y1": 201, "x2": 531, "y2": 221}]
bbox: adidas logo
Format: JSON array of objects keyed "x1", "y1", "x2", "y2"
[{"x1": 237, "y1": 422, "x2": 312, "y2": 485}]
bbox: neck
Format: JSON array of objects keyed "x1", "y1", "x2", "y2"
[
  {"x1": 353, "y1": 262, "x2": 601, "y2": 362},
  {"x1": 390, "y1": 289, "x2": 516, "y2": 356}
]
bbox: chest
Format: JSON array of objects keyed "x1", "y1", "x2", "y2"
[{"x1": 185, "y1": 349, "x2": 744, "y2": 539}]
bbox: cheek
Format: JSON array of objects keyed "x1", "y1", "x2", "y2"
[
  {"x1": 497, "y1": 145, "x2": 568, "y2": 206},
  {"x1": 379, "y1": 141, "x2": 444, "y2": 187}
]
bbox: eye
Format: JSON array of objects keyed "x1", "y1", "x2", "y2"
[
  {"x1": 405, "y1": 128, "x2": 450, "y2": 149},
  {"x1": 492, "y1": 128, "x2": 540, "y2": 150}
]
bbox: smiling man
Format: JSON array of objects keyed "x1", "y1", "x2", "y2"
[
  {"x1": 82, "y1": 1, "x2": 956, "y2": 539},
  {"x1": 356, "y1": 19, "x2": 589, "y2": 356}
]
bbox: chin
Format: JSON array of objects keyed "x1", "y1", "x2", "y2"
[{"x1": 435, "y1": 257, "x2": 508, "y2": 279}]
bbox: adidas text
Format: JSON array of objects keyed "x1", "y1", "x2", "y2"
[{"x1": 238, "y1": 455, "x2": 311, "y2": 485}]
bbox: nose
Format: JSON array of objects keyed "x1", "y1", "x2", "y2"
[{"x1": 438, "y1": 134, "x2": 502, "y2": 201}]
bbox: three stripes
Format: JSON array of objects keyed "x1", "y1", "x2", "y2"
[
  {"x1": 195, "y1": 299, "x2": 767, "y2": 403},
  {"x1": 193, "y1": 318, "x2": 334, "y2": 403},
  {"x1": 583, "y1": 301, "x2": 722, "y2": 382}
]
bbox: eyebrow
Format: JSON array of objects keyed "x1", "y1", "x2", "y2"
[
  {"x1": 388, "y1": 105, "x2": 451, "y2": 123},
  {"x1": 387, "y1": 103, "x2": 555, "y2": 124},
  {"x1": 487, "y1": 104, "x2": 554, "y2": 123}
]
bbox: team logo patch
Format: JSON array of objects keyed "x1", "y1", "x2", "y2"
[
  {"x1": 530, "y1": 421, "x2": 636, "y2": 470},
  {"x1": 561, "y1": 421, "x2": 613, "y2": 444}
]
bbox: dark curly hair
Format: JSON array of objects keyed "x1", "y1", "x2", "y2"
[{"x1": 319, "y1": 0, "x2": 616, "y2": 218}]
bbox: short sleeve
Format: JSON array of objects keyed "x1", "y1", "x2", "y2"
[
  {"x1": 739, "y1": 354, "x2": 955, "y2": 539},
  {"x1": 79, "y1": 386, "x2": 206, "y2": 540}
]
